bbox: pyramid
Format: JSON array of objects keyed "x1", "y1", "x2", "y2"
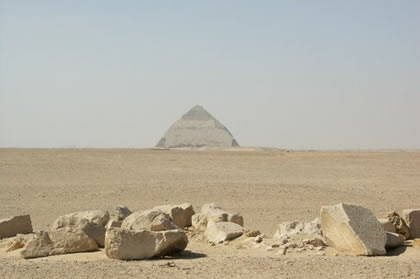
[{"x1": 156, "y1": 105, "x2": 239, "y2": 148}]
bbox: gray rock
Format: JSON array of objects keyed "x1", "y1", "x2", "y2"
[
  {"x1": 104, "y1": 228, "x2": 188, "y2": 260},
  {"x1": 115, "y1": 205, "x2": 132, "y2": 221},
  {"x1": 320, "y1": 203, "x2": 386, "y2": 256},
  {"x1": 402, "y1": 209, "x2": 420, "y2": 239},
  {"x1": 385, "y1": 232, "x2": 405, "y2": 248},
  {"x1": 0, "y1": 215, "x2": 33, "y2": 239},
  {"x1": 20, "y1": 228, "x2": 98, "y2": 259},
  {"x1": 121, "y1": 209, "x2": 179, "y2": 231},
  {"x1": 204, "y1": 221, "x2": 246, "y2": 244}
]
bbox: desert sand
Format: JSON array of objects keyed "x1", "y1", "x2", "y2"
[{"x1": 1, "y1": 148, "x2": 420, "y2": 278}]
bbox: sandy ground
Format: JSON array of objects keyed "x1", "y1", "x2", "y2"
[{"x1": 0, "y1": 148, "x2": 420, "y2": 278}]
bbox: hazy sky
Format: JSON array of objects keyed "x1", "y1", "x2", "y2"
[{"x1": 1, "y1": 1, "x2": 419, "y2": 149}]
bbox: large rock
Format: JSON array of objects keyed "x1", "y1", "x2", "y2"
[
  {"x1": 51, "y1": 210, "x2": 110, "y2": 247},
  {"x1": 385, "y1": 232, "x2": 405, "y2": 249},
  {"x1": 386, "y1": 211, "x2": 411, "y2": 239},
  {"x1": 320, "y1": 203, "x2": 386, "y2": 256},
  {"x1": 204, "y1": 221, "x2": 246, "y2": 244},
  {"x1": 105, "y1": 228, "x2": 188, "y2": 260},
  {"x1": 192, "y1": 203, "x2": 243, "y2": 231},
  {"x1": 378, "y1": 218, "x2": 397, "y2": 233},
  {"x1": 0, "y1": 215, "x2": 33, "y2": 239},
  {"x1": 20, "y1": 228, "x2": 98, "y2": 259},
  {"x1": 153, "y1": 203, "x2": 195, "y2": 228},
  {"x1": 402, "y1": 209, "x2": 420, "y2": 239},
  {"x1": 121, "y1": 210, "x2": 178, "y2": 231},
  {"x1": 115, "y1": 205, "x2": 132, "y2": 221}
]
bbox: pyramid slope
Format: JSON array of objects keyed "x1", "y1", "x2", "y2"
[{"x1": 156, "y1": 105, "x2": 239, "y2": 148}]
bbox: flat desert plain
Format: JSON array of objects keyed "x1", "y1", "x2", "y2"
[{"x1": 1, "y1": 148, "x2": 420, "y2": 278}]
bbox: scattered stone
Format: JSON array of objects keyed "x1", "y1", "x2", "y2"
[
  {"x1": 153, "y1": 203, "x2": 195, "y2": 228},
  {"x1": 204, "y1": 221, "x2": 246, "y2": 244},
  {"x1": 51, "y1": 210, "x2": 110, "y2": 247},
  {"x1": 385, "y1": 232, "x2": 405, "y2": 249},
  {"x1": 121, "y1": 209, "x2": 179, "y2": 232},
  {"x1": 0, "y1": 215, "x2": 33, "y2": 239},
  {"x1": 320, "y1": 203, "x2": 386, "y2": 256},
  {"x1": 401, "y1": 209, "x2": 420, "y2": 239},
  {"x1": 115, "y1": 205, "x2": 132, "y2": 221},
  {"x1": 303, "y1": 237, "x2": 325, "y2": 247},
  {"x1": 20, "y1": 228, "x2": 98, "y2": 259},
  {"x1": 378, "y1": 218, "x2": 397, "y2": 233},
  {"x1": 104, "y1": 228, "x2": 188, "y2": 260},
  {"x1": 273, "y1": 218, "x2": 322, "y2": 239},
  {"x1": 386, "y1": 212, "x2": 411, "y2": 239}
]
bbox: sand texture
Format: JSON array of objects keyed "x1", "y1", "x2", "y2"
[{"x1": 1, "y1": 149, "x2": 420, "y2": 278}]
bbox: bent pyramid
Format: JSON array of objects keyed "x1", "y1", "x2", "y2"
[{"x1": 156, "y1": 105, "x2": 239, "y2": 148}]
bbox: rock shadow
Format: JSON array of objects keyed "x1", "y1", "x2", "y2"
[
  {"x1": 386, "y1": 245, "x2": 408, "y2": 256},
  {"x1": 157, "y1": 250, "x2": 207, "y2": 260}
]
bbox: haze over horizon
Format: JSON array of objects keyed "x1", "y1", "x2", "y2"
[{"x1": 1, "y1": 1, "x2": 419, "y2": 149}]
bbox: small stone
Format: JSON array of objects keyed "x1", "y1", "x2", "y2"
[
  {"x1": 204, "y1": 221, "x2": 245, "y2": 243},
  {"x1": 245, "y1": 230, "x2": 261, "y2": 237},
  {"x1": 255, "y1": 235, "x2": 263, "y2": 243},
  {"x1": 278, "y1": 247, "x2": 288, "y2": 255},
  {"x1": 115, "y1": 205, "x2": 132, "y2": 221}
]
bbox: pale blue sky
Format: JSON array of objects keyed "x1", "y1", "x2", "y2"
[{"x1": 1, "y1": 1, "x2": 419, "y2": 149}]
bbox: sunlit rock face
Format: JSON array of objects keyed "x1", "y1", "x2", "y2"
[{"x1": 156, "y1": 105, "x2": 239, "y2": 149}]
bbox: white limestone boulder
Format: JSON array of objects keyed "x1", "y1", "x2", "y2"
[
  {"x1": 104, "y1": 228, "x2": 188, "y2": 260},
  {"x1": 204, "y1": 221, "x2": 246, "y2": 244},
  {"x1": 320, "y1": 203, "x2": 386, "y2": 256},
  {"x1": 402, "y1": 209, "x2": 420, "y2": 239},
  {"x1": 20, "y1": 228, "x2": 98, "y2": 259},
  {"x1": 0, "y1": 215, "x2": 33, "y2": 239},
  {"x1": 153, "y1": 203, "x2": 195, "y2": 228},
  {"x1": 121, "y1": 209, "x2": 179, "y2": 232},
  {"x1": 192, "y1": 203, "x2": 243, "y2": 231},
  {"x1": 51, "y1": 210, "x2": 110, "y2": 247}
]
